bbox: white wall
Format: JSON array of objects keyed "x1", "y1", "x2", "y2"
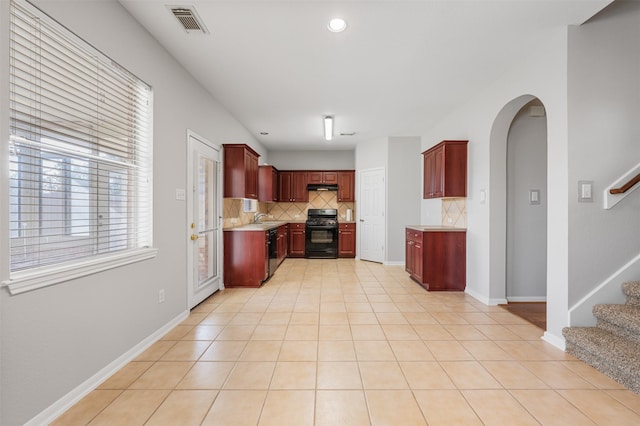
[
  {"x1": 268, "y1": 150, "x2": 355, "y2": 170},
  {"x1": 387, "y1": 137, "x2": 422, "y2": 263},
  {"x1": 567, "y1": 0, "x2": 640, "y2": 308},
  {"x1": 0, "y1": 1, "x2": 264, "y2": 424},
  {"x1": 506, "y1": 103, "x2": 548, "y2": 300},
  {"x1": 415, "y1": 27, "x2": 570, "y2": 345}
]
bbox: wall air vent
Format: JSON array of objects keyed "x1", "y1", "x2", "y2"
[{"x1": 170, "y1": 6, "x2": 209, "y2": 34}]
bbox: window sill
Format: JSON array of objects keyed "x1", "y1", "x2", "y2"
[{"x1": 1, "y1": 247, "x2": 158, "y2": 295}]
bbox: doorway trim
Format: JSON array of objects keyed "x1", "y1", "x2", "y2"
[
  {"x1": 489, "y1": 94, "x2": 537, "y2": 305},
  {"x1": 186, "y1": 130, "x2": 223, "y2": 309}
]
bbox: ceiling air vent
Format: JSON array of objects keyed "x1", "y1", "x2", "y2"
[{"x1": 170, "y1": 7, "x2": 209, "y2": 34}]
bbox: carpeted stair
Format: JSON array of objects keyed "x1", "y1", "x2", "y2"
[{"x1": 563, "y1": 280, "x2": 640, "y2": 393}]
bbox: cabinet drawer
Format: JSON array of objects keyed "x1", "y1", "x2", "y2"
[
  {"x1": 406, "y1": 229, "x2": 422, "y2": 243},
  {"x1": 339, "y1": 222, "x2": 355, "y2": 230},
  {"x1": 289, "y1": 223, "x2": 305, "y2": 230}
]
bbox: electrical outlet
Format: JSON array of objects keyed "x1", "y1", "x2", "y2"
[{"x1": 158, "y1": 289, "x2": 165, "y2": 303}]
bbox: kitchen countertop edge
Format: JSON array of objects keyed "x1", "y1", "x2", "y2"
[{"x1": 406, "y1": 225, "x2": 467, "y2": 232}]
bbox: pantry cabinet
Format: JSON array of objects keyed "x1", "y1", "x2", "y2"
[
  {"x1": 405, "y1": 227, "x2": 466, "y2": 291},
  {"x1": 223, "y1": 144, "x2": 260, "y2": 199},
  {"x1": 422, "y1": 140, "x2": 467, "y2": 199},
  {"x1": 338, "y1": 222, "x2": 356, "y2": 258}
]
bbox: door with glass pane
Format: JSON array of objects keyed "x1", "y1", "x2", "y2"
[{"x1": 187, "y1": 132, "x2": 221, "y2": 308}]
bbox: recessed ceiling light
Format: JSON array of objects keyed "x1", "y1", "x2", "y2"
[{"x1": 327, "y1": 18, "x2": 347, "y2": 33}]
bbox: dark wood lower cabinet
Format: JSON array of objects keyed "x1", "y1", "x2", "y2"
[
  {"x1": 338, "y1": 223, "x2": 356, "y2": 258},
  {"x1": 288, "y1": 223, "x2": 306, "y2": 257},
  {"x1": 405, "y1": 227, "x2": 466, "y2": 291},
  {"x1": 224, "y1": 230, "x2": 268, "y2": 287},
  {"x1": 277, "y1": 225, "x2": 288, "y2": 265}
]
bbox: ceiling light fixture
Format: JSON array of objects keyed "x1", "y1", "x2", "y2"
[
  {"x1": 327, "y1": 18, "x2": 347, "y2": 33},
  {"x1": 323, "y1": 116, "x2": 333, "y2": 141}
]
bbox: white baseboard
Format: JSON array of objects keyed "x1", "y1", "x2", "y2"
[
  {"x1": 383, "y1": 261, "x2": 405, "y2": 266},
  {"x1": 464, "y1": 287, "x2": 507, "y2": 306},
  {"x1": 542, "y1": 331, "x2": 566, "y2": 351},
  {"x1": 26, "y1": 310, "x2": 190, "y2": 426},
  {"x1": 506, "y1": 296, "x2": 547, "y2": 303}
]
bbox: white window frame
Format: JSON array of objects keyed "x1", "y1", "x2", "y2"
[{"x1": 2, "y1": 0, "x2": 156, "y2": 295}]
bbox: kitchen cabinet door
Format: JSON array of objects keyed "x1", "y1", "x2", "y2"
[
  {"x1": 288, "y1": 223, "x2": 306, "y2": 257},
  {"x1": 337, "y1": 171, "x2": 355, "y2": 202},
  {"x1": 291, "y1": 171, "x2": 309, "y2": 202},
  {"x1": 277, "y1": 225, "x2": 288, "y2": 265},
  {"x1": 259, "y1": 165, "x2": 278, "y2": 202},
  {"x1": 338, "y1": 222, "x2": 356, "y2": 257}
]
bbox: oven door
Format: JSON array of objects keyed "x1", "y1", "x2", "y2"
[{"x1": 305, "y1": 225, "x2": 338, "y2": 258}]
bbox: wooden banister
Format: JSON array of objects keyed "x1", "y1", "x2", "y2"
[{"x1": 610, "y1": 172, "x2": 640, "y2": 194}]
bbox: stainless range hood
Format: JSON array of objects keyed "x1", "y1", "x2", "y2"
[{"x1": 307, "y1": 183, "x2": 338, "y2": 191}]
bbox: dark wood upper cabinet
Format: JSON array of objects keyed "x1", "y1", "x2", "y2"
[
  {"x1": 258, "y1": 165, "x2": 278, "y2": 202},
  {"x1": 422, "y1": 140, "x2": 467, "y2": 199},
  {"x1": 308, "y1": 171, "x2": 338, "y2": 184},
  {"x1": 337, "y1": 171, "x2": 355, "y2": 202},
  {"x1": 279, "y1": 171, "x2": 309, "y2": 202},
  {"x1": 223, "y1": 144, "x2": 260, "y2": 199}
]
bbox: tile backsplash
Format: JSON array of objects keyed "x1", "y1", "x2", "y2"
[
  {"x1": 441, "y1": 198, "x2": 466, "y2": 228},
  {"x1": 223, "y1": 192, "x2": 355, "y2": 228}
]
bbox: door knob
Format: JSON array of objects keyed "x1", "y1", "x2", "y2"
[{"x1": 190, "y1": 234, "x2": 199, "y2": 241}]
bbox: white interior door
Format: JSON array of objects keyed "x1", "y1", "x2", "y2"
[
  {"x1": 187, "y1": 131, "x2": 222, "y2": 309},
  {"x1": 359, "y1": 167, "x2": 385, "y2": 263}
]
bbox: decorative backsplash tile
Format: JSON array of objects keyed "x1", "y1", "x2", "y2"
[
  {"x1": 442, "y1": 198, "x2": 466, "y2": 228},
  {"x1": 223, "y1": 192, "x2": 355, "y2": 227},
  {"x1": 267, "y1": 192, "x2": 355, "y2": 222},
  {"x1": 222, "y1": 198, "x2": 268, "y2": 228}
]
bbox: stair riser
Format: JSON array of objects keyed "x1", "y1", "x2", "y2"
[
  {"x1": 595, "y1": 318, "x2": 640, "y2": 345},
  {"x1": 625, "y1": 296, "x2": 640, "y2": 306},
  {"x1": 622, "y1": 281, "x2": 640, "y2": 303}
]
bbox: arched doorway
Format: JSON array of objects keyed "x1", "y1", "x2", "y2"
[{"x1": 489, "y1": 95, "x2": 548, "y2": 329}]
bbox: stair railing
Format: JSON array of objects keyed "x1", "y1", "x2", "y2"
[
  {"x1": 604, "y1": 162, "x2": 640, "y2": 209},
  {"x1": 609, "y1": 173, "x2": 640, "y2": 194}
]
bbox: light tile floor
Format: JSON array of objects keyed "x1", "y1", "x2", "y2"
[{"x1": 53, "y1": 259, "x2": 640, "y2": 425}]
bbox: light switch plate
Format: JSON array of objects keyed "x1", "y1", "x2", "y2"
[
  {"x1": 175, "y1": 188, "x2": 186, "y2": 201},
  {"x1": 529, "y1": 189, "x2": 540, "y2": 205},
  {"x1": 578, "y1": 180, "x2": 593, "y2": 202}
]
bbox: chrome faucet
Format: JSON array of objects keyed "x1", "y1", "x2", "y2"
[{"x1": 254, "y1": 212, "x2": 268, "y2": 224}]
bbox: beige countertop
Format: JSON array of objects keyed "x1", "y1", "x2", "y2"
[
  {"x1": 406, "y1": 225, "x2": 467, "y2": 232},
  {"x1": 224, "y1": 221, "x2": 289, "y2": 231}
]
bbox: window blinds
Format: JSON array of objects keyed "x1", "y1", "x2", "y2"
[{"x1": 9, "y1": 0, "x2": 153, "y2": 273}]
